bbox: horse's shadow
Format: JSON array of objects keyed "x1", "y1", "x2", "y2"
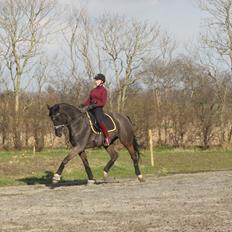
[
  {"x1": 17, "y1": 171, "x2": 88, "y2": 188},
  {"x1": 17, "y1": 171, "x2": 117, "y2": 189}
]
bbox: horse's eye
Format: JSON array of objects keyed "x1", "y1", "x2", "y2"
[{"x1": 52, "y1": 112, "x2": 62, "y2": 121}]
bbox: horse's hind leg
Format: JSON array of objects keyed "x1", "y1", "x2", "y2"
[
  {"x1": 124, "y1": 143, "x2": 144, "y2": 182},
  {"x1": 104, "y1": 144, "x2": 119, "y2": 179},
  {"x1": 79, "y1": 151, "x2": 95, "y2": 183}
]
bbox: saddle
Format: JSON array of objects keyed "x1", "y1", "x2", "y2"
[{"x1": 86, "y1": 111, "x2": 116, "y2": 134}]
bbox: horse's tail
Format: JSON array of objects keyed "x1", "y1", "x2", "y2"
[
  {"x1": 126, "y1": 115, "x2": 141, "y2": 161},
  {"x1": 133, "y1": 136, "x2": 141, "y2": 162}
]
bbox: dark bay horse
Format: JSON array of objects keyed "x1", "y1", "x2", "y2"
[{"x1": 47, "y1": 103, "x2": 144, "y2": 184}]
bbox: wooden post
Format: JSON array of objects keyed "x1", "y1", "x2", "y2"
[{"x1": 149, "y1": 129, "x2": 154, "y2": 166}]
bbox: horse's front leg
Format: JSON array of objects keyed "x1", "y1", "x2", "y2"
[{"x1": 52, "y1": 146, "x2": 82, "y2": 184}]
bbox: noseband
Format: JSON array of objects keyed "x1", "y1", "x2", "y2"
[
  {"x1": 53, "y1": 112, "x2": 67, "y2": 130},
  {"x1": 54, "y1": 125, "x2": 65, "y2": 130}
]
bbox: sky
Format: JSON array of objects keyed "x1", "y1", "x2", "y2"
[{"x1": 59, "y1": 0, "x2": 207, "y2": 49}]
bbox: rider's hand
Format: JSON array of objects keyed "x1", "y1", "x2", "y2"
[
  {"x1": 79, "y1": 105, "x2": 88, "y2": 113},
  {"x1": 87, "y1": 104, "x2": 97, "y2": 111}
]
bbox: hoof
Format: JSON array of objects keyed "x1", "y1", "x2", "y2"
[
  {"x1": 52, "y1": 174, "x2": 61, "y2": 184},
  {"x1": 87, "y1": 179, "x2": 96, "y2": 185},
  {"x1": 103, "y1": 171, "x2": 108, "y2": 180},
  {"x1": 138, "y1": 175, "x2": 145, "y2": 182}
]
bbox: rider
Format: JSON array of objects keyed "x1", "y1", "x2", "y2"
[{"x1": 81, "y1": 73, "x2": 110, "y2": 146}]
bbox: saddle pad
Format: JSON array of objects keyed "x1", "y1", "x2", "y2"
[{"x1": 86, "y1": 112, "x2": 116, "y2": 134}]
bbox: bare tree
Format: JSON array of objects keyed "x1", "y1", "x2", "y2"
[
  {"x1": 143, "y1": 34, "x2": 176, "y2": 144},
  {"x1": 198, "y1": 0, "x2": 232, "y2": 70},
  {"x1": 96, "y1": 15, "x2": 160, "y2": 112},
  {"x1": 196, "y1": 0, "x2": 232, "y2": 145},
  {"x1": 0, "y1": 91, "x2": 13, "y2": 149},
  {"x1": 0, "y1": 0, "x2": 56, "y2": 149},
  {"x1": 59, "y1": 8, "x2": 97, "y2": 107},
  {"x1": 31, "y1": 58, "x2": 52, "y2": 151},
  {"x1": 61, "y1": 13, "x2": 160, "y2": 112},
  {"x1": 63, "y1": 8, "x2": 94, "y2": 81}
]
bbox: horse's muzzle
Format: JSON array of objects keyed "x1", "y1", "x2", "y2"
[{"x1": 54, "y1": 125, "x2": 64, "y2": 137}]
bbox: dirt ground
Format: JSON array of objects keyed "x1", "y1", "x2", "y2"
[{"x1": 0, "y1": 171, "x2": 232, "y2": 232}]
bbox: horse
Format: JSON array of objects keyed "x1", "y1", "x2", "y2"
[{"x1": 47, "y1": 103, "x2": 144, "y2": 184}]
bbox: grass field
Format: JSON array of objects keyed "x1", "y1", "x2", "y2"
[{"x1": 0, "y1": 147, "x2": 232, "y2": 187}]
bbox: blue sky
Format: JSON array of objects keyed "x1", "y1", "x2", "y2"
[{"x1": 60, "y1": 0, "x2": 207, "y2": 47}]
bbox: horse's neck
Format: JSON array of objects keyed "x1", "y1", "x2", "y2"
[
  {"x1": 62, "y1": 105, "x2": 81, "y2": 120},
  {"x1": 61, "y1": 105, "x2": 86, "y2": 127},
  {"x1": 67, "y1": 112, "x2": 83, "y2": 128},
  {"x1": 67, "y1": 113, "x2": 90, "y2": 146}
]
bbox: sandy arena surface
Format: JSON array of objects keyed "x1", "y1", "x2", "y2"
[{"x1": 1, "y1": 171, "x2": 232, "y2": 232}]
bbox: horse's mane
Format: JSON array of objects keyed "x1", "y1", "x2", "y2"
[{"x1": 58, "y1": 103, "x2": 82, "y2": 114}]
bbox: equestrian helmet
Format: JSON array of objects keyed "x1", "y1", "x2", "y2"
[{"x1": 94, "y1": 73, "x2": 105, "y2": 83}]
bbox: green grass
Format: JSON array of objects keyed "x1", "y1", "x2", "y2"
[{"x1": 0, "y1": 147, "x2": 232, "y2": 186}]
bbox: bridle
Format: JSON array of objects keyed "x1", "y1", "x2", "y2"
[
  {"x1": 54, "y1": 124, "x2": 65, "y2": 130},
  {"x1": 52, "y1": 110, "x2": 82, "y2": 131},
  {"x1": 52, "y1": 113, "x2": 68, "y2": 130}
]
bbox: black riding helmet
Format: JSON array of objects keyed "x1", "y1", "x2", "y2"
[{"x1": 94, "y1": 73, "x2": 105, "y2": 83}]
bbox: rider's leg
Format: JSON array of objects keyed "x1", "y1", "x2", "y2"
[
  {"x1": 93, "y1": 107, "x2": 110, "y2": 146},
  {"x1": 99, "y1": 121, "x2": 110, "y2": 146}
]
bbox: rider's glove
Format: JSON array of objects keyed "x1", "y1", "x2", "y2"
[{"x1": 87, "y1": 104, "x2": 97, "y2": 111}]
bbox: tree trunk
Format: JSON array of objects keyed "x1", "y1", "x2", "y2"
[
  {"x1": 34, "y1": 128, "x2": 45, "y2": 152},
  {"x1": 14, "y1": 91, "x2": 22, "y2": 150}
]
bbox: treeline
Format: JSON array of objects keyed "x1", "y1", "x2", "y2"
[
  {"x1": 0, "y1": 56, "x2": 232, "y2": 150},
  {"x1": 0, "y1": 0, "x2": 232, "y2": 150}
]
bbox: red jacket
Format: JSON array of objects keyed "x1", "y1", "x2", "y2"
[{"x1": 83, "y1": 85, "x2": 107, "y2": 107}]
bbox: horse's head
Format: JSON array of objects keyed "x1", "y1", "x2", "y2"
[{"x1": 47, "y1": 104, "x2": 68, "y2": 137}]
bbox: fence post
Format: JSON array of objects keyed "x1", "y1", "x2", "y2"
[{"x1": 148, "y1": 129, "x2": 154, "y2": 166}]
